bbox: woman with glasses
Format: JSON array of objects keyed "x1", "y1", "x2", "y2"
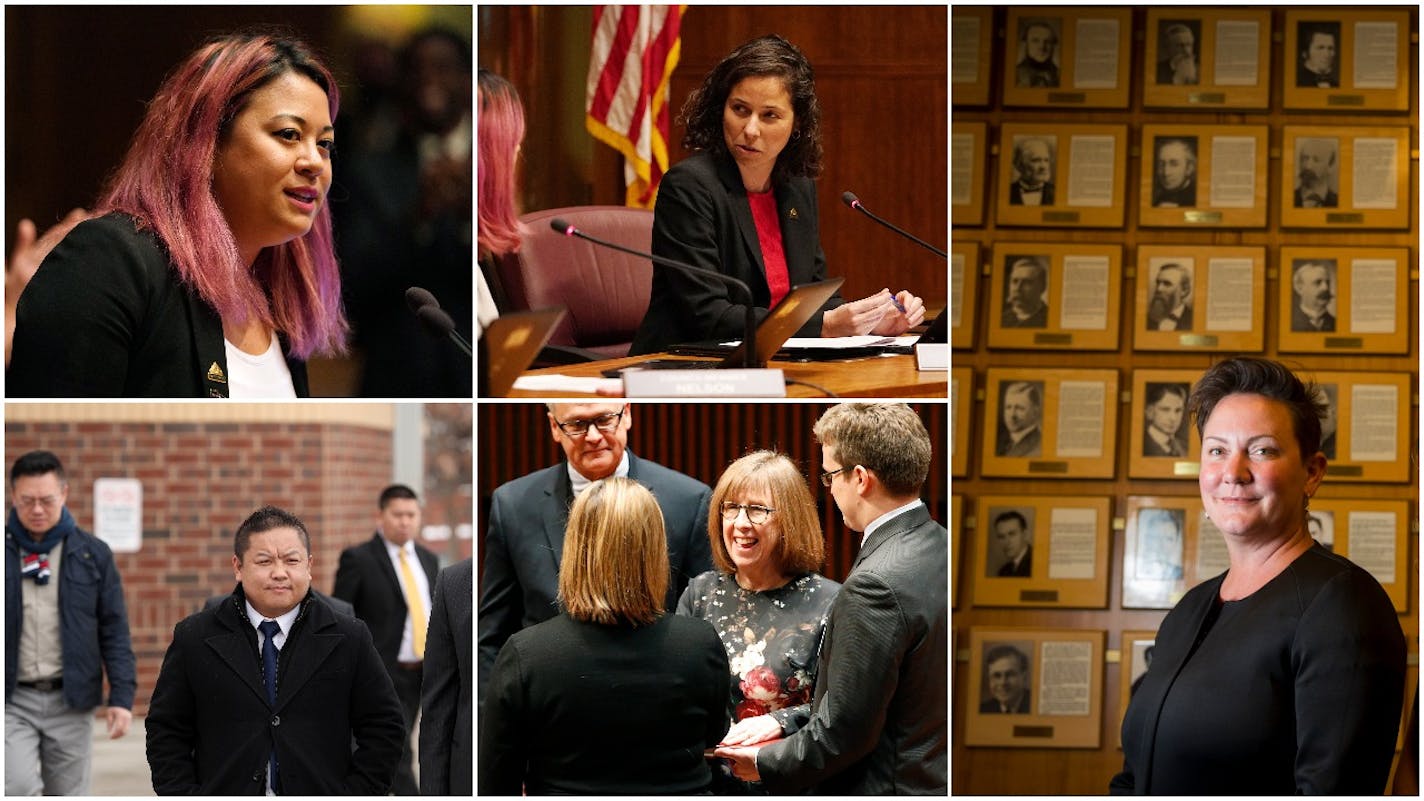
[{"x1": 677, "y1": 450, "x2": 840, "y2": 792}]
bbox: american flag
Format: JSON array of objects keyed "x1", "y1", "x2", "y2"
[{"x1": 585, "y1": 5, "x2": 685, "y2": 208}]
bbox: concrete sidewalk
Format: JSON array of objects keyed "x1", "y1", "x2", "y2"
[{"x1": 90, "y1": 715, "x2": 153, "y2": 796}]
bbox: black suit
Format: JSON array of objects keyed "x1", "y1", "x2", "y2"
[
  {"x1": 758, "y1": 504, "x2": 948, "y2": 794},
  {"x1": 419, "y1": 558, "x2": 473, "y2": 796},
  {"x1": 1291, "y1": 302, "x2": 1336, "y2": 332},
  {"x1": 1293, "y1": 186, "x2": 1338, "y2": 208},
  {"x1": 998, "y1": 544, "x2": 1033, "y2": 578},
  {"x1": 332, "y1": 534, "x2": 439, "y2": 795},
  {"x1": 146, "y1": 587, "x2": 404, "y2": 794},
  {"x1": 9, "y1": 212, "x2": 309, "y2": 398},
  {"x1": 629, "y1": 150, "x2": 845, "y2": 355},
  {"x1": 480, "y1": 612, "x2": 730, "y2": 794},
  {"x1": 1009, "y1": 181, "x2": 1055, "y2": 206},
  {"x1": 478, "y1": 452, "x2": 713, "y2": 706},
  {"x1": 980, "y1": 691, "x2": 1031, "y2": 714}
]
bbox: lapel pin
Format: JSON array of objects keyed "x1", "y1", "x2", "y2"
[{"x1": 789, "y1": 207, "x2": 799, "y2": 220}]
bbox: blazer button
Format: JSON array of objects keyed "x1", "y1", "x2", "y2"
[
  {"x1": 271, "y1": 715, "x2": 280, "y2": 726},
  {"x1": 251, "y1": 770, "x2": 261, "y2": 782}
]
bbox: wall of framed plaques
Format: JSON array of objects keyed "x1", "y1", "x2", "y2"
[{"x1": 951, "y1": 6, "x2": 1419, "y2": 794}]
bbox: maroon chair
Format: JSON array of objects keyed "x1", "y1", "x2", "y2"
[{"x1": 495, "y1": 206, "x2": 655, "y2": 361}]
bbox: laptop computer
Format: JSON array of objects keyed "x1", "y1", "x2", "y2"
[
  {"x1": 604, "y1": 278, "x2": 846, "y2": 376},
  {"x1": 479, "y1": 307, "x2": 567, "y2": 397}
]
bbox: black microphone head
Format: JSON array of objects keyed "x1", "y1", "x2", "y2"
[
  {"x1": 405, "y1": 286, "x2": 439, "y2": 314},
  {"x1": 841, "y1": 191, "x2": 860, "y2": 209},
  {"x1": 415, "y1": 304, "x2": 457, "y2": 337},
  {"x1": 549, "y1": 218, "x2": 576, "y2": 236}
]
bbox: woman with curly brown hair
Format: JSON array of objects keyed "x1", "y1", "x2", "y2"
[{"x1": 629, "y1": 35, "x2": 925, "y2": 355}]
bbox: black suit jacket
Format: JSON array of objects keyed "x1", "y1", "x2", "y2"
[
  {"x1": 332, "y1": 534, "x2": 440, "y2": 671},
  {"x1": 480, "y1": 612, "x2": 730, "y2": 794},
  {"x1": 477, "y1": 453, "x2": 713, "y2": 706},
  {"x1": 1291, "y1": 302, "x2": 1336, "y2": 332},
  {"x1": 420, "y1": 558, "x2": 473, "y2": 796},
  {"x1": 1293, "y1": 186, "x2": 1339, "y2": 208},
  {"x1": 998, "y1": 544, "x2": 1033, "y2": 578},
  {"x1": 1009, "y1": 181, "x2": 1055, "y2": 206},
  {"x1": 629, "y1": 150, "x2": 845, "y2": 355},
  {"x1": 8, "y1": 212, "x2": 309, "y2": 398},
  {"x1": 758, "y1": 505, "x2": 948, "y2": 794},
  {"x1": 145, "y1": 587, "x2": 405, "y2": 795}
]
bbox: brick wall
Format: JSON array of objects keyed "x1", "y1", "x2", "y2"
[{"x1": 5, "y1": 420, "x2": 393, "y2": 716}]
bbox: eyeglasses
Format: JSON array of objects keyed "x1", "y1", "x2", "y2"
[
  {"x1": 819, "y1": 465, "x2": 852, "y2": 488},
  {"x1": 14, "y1": 495, "x2": 61, "y2": 510},
  {"x1": 719, "y1": 502, "x2": 775, "y2": 525},
  {"x1": 554, "y1": 406, "x2": 627, "y2": 437}
]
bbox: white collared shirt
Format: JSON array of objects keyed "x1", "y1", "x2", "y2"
[
  {"x1": 381, "y1": 535, "x2": 432, "y2": 664},
  {"x1": 245, "y1": 600, "x2": 301, "y2": 652},
  {"x1": 567, "y1": 450, "x2": 631, "y2": 496},
  {"x1": 860, "y1": 500, "x2": 927, "y2": 547}
]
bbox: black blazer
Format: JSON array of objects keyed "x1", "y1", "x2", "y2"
[
  {"x1": 629, "y1": 151, "x2": 844, "y2": 355},
  {"x1": 145, "y1": 587, "x2": 405, "y2": 795},
  {"x1": 8, "y1": 213, "x2": 309, "y2": 398},
  {"x1": 479, "y1": 612, "x2": 730, "y2": 794},
  {"x1": 758, "y1": 505, "x2": 949, "y2": 794},
  {"x1": 331, "y1": 534, "x2": 440, "y2": 671},
  {"x1": 477, "y1": 452, "x2": 713, "y2": 706},
  {"x1": 419, "y1": 559, "x2": 473, "y2": 796}
]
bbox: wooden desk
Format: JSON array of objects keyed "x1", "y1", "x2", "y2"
[{"x1": 506, "y1": 353, "x2": 947, "y2": 398}]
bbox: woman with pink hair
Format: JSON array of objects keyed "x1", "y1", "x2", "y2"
[
  {"x1": 8, "y1": 32, "x2": 347, "y2": 397},
  {"x1": 475, "y1": 68, "x2": 524, "y2": 331}
]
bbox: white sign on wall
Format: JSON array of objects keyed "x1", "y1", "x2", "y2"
[{"x1": 93, "y1": 478, "x2": 142, "y2": 553}]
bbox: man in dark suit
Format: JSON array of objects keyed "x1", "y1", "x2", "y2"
[
  {"x1": 332, "y1": 485, "x2": 439, "y2": 796},
  {"x1": 1146, "y1": 262, "x2": 1193, "y2": 331},
  {"x1": 1290, "y1": 260, "x2": 1337, "y2": 332},
  {"x1": 420, "y1": 557, "x2": 472, "y2": 796},
  {"x1": 1294, "y1": 138, "x2": 1339, "y2": 208},
  {"x1": 992, "y1": 510, "x2": 1033, "y2": 578},
  {"x1": 718, "y1": 402, "x2": 947, "y2": 793},
  {"x1": 1008, "y1": 138, "x2": 1054, "y2": 206},
  {"x1": 996, "y1": 381, "x2": 1043, "y2": 458},
  {"x1": 146, "y1": 506, "x2": 404, "y2": 794},
  {"x1": 980, "y1": 645, "x2": 1032, "y2": 713},
  {"x1": 478, "y1": 402, "x2": 713, "y2": 706}
]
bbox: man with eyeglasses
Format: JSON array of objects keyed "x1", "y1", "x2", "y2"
[
  {"x1": 5, "y1": 450, "x2": 136, "y2": 795},
  {"x1": 477, "y1": 403, "x2": 713, "y2": 708},
  {"x1": 715, "y1": 403, "x2": 947, "y2": 794}
]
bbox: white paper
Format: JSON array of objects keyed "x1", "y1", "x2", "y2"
[
  {"x1": 1205, "y1": 258, "x2": 1254, "y2": 332},
  {"x1": 1350, "y1": 384, "x2": 1399, "y2": 462},
  {"x1": 1351, "y1": 138, "x2": 1398, "y2": 210},
  {"x1": 1213, "y1": 20, "x2": 1260, "y2": 85},
  {"x1": 1037, "y1": 641, "x2": 1092, "y2": 716},
  {"x1": 1066, "y1": 136, "x2": 1115, "y2": 207},
  {"x1": 1347, "y1": 511, "x2": 1397, "y2": 584},
  {"x1": 1073, "y1": 19, "x2": 1120, "y2": 88},
  {"x1": 93, "y1": 478, "x2": 143, "y2": 553},
  {"x1": 779, "y1": 336, "x2": 899, "y2": 349},
  {"x1": 1055, "y1": 381, "x2": 1106, "y2": 457},
  {"x1": 1352, "y1": 21, "x2": 1398, "y2": 89},
  {"x1": 1059, "y1": 256, "x2": 1109, "y2": 330},
  {"x1": 952, "y1": 133, "x2": 974, "y2": 206},
  {"x1": 1208, "y1": 136, "x2": 1257, "y2": 208},
  {"x1": 951, "y1": 16, "x2": 981, "y2": 84},
  {"x1": 1048, "y1": 507, "x2": 1098, "y2": 580},
  {"x1": 1349, "y1": 258, "x2": 1397, "y2": 334},
  {"x1": 511, "y1": 375, "x2": 625, "y2": 394}
]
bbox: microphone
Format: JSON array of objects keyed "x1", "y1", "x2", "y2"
[
  {"x1": 841, "y1": 192, "x2": 947, "y2": 259},
  {"x1": 405, "y1": 286, "x2": 473, "y2": 357},
  {"x1": 548, "y1": 218, "x2": 758, "y2": 368}
]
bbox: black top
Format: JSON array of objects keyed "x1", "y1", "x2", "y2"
[
  {"x1": 479, "y1": 612, "x2": 730, "y2": 795},
  {"x1": 629, "y1": 150, "x2": 844, "y2": 355},
  {"x1": 8, "y1": 212, "x2": 308, "y2": 397},
  {"x1": 1112, "y1": 544, "x2": 1405, "y2": 794}
]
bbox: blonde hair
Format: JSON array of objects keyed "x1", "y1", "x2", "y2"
[
  {"x1": 558, "y1": 477, "x2": 668, "y2": 626},
  {"x1": 814, "y1": 403, "x2": 931, "y2": 497},
  {"x1": 708, "y1": 451, "x2": 824, "y2": 576}
]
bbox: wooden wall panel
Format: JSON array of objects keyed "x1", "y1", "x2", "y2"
[{"x1": 476, "y1": 402, "x2": 948, "y2": 589}]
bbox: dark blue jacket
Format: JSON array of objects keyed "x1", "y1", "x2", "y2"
[{"x1": 5, "y1": 519, "x2": 136, "y2": 711}]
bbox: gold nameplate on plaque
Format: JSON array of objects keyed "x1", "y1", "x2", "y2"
[
  {"x1": 1188, "y1": 93, "x2": 1226, "y2": 104},
  {"x1": 1173, "y1": 462, "x2": 1200, "y2": 476},
  {"x1": 1325, "y1": 213, "x2": 1365, "y2": 224},
  {"x1": 1330, "y1": 465, "x2": 1364, "y2": 477},
  {"x1": 1184, "y1": 211, "x2": 1222, "y2": 224},
  {"x1": 1021, "y1": 589, "x2": 1059, "y2": 603},
  {"x1": 1014, "y1": 726, "x2": 1055, "y2": 738},
  {"x1": 1042, "y1": 211, "x2": 1079, "y2": 223},
  {"x1": 1035, "y1": 333, "x2": 1072, "y2": 345},
  {"x1": 1027, "y1": 461, "x2": 1070, "y2": 474},
  {"x1": 1324, "y1": 337, "x2": 1364, "y2": 349},
  {"x1": 1047, "y1": 92, "x2": 1087, "y2": 103},
  {"x1": 1179, "y1": 334, "x2": 1218, "y2": 347},
  {"x1": 1326, "y1": 95, "x2": 1365, "y2": 106}
]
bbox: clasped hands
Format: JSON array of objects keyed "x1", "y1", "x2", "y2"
[
  {"x1": 709, "y1": 713, "x2": 782, "y2": 782},
  {"x1": 821, "y1": 288, "x2": 926, "y2": 338}
]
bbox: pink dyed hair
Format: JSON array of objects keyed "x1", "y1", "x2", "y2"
[
  {"x1": 97, "y1": 32, "x2": 348, "y2": 359},
  {"x1": 477, "y1": 68, "x2": 524, "y2": 256}
]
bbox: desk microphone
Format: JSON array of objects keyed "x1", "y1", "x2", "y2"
[
  {"x1": 548, "y1": 218, "x2": 758, "y2": 369},
  {"x1": 405, "y1": 286, "x2": 473, "y2": 357},
  {"x1": 841, "y1": 191, "x2": 947, "y2": 259}
]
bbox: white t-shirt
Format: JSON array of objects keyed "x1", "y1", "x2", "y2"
[{"x1": 224, "y1": 336, "x2": 297, "y2": 398}]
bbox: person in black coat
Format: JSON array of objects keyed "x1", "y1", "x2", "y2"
[
  {"x1": 419, "y1": 558, "x2": 473, "y2": 796},
  {"x1": 146, "y1": 506, "x2": 404, "y2": 795},
  {"x1": 331, "y1": 485, "x2": 440, "y2": 796},
  {"x1": 628, "y1": 35, "x2": 924, "y2": 356},
  {"x1": 480, "y1": 478, "x2": 731, "y2": 794},
  {"x1": 9, "y1": 33, "x2": 348, "y2": 398}
]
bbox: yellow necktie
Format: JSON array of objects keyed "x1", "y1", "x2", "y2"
[{"x1": 397, "y1": 550, "x2": 427, "y2": 658}]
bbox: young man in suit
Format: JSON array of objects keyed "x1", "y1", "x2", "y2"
[
  {"x1": 478, "y1": 403, "x2": 713, "y2": 706},
  {"x1": 717, "y1": 402, "x2": 947, "y2": 793},
  {"x1": 332, "y1": 485, "x2": 440, "y2": 796},
  {"x1": 419, "y1": 557, "x2": 473, "y2": 796},
  {"x1": 146, "y1": 506, "x2": 404, "y2": 794}
]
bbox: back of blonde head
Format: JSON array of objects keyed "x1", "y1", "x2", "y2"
[{"x1": 558, "y1": 477, "x2": 669, "y2": 626}]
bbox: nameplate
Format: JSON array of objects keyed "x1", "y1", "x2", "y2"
[
  {"x1": 1013, "y1": 725, "x2": 1055, "y2": 738},
  {"x1": 1020, "y1": 589, "x2": 1059, "y2": 603},
  {"x1": 623, "y1": 368, "x2": 786, "y2": 398},
  {"x1": 1047, "y1": 92, "x2": 1086, "y2": 103},
  {"x1": 1179, "y1": 334, "x2": 1218, "y2": 347},
  {"x1": 1188, "y1": 92, "x2": 1226, "y2": 104},
  {"x1": 1326, "y1": 95, "x2": 1365, "y2": 106},
  {"x1": 1041, "y1": 211, "x2": 1080, "y2": 223},
  {"x1": 1329, "y1": 464, "x2": 1364, "y2": 477},
  {"x1": 1325, "y1": 213, "x2": 1365, "y2": 224},
  {"x1": 1034, "y1": 333, "x2": 1072, "y2": 345},
  {"x1": 1027, "y1": 461, "x2": 1069, "y2": 474},
  {"x1": 1324, "y1": 337, "x2": 1364, "y2": 349},
  {"x1": 915, "y1": 343, "x2": 948, "y2": 371},
  {"x1": 1184, "y1": 211, "x2": 1222, "y2": 224},
  {"x1": 1173, "y1": 461, "x2": 1200, "y2": 476}
]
